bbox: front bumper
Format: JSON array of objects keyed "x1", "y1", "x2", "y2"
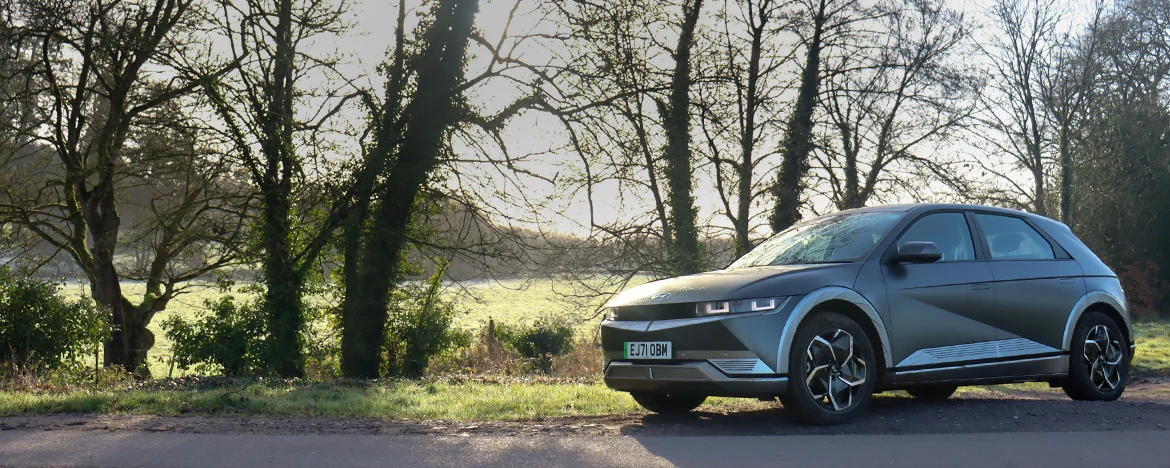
[
  {"x1": 604, "y1": 361, "x2": 790, "y2": 397},
  {"x1": 600, "y1": 297, "x2": 800, "y2": 397}
]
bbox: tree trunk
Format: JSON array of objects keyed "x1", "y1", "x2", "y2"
[
  {"x1": 662, "y1": 0, "x2": 705, "y2": 275},
  {"x1": 734, "y1": 5, "x2": 766, "y2": 257},
  {"x1": 1059, "y1": 126, "x2": 1072, "y2": 224},
  {"x1": 771, "y1": 0, "x2": 828, "y2": 233},
  {"x1": 256, "y1": 0, "x2": 305, "y2": 378},
  {"x1": 341, "y1": 0, "x2": 480, "y2": 379},
  {"x1": 91, "y1": 235, "x2": 156, "y2": 376},
  {"x1": 340, "y1": 197, "x2": 372, "y2": 377},
  {"x1": 91, "y1": 261, "x2": 129, "y2": 366},
  {"x1": 841, "y1": 126, "x2": 860, "y2": 209},
  {"x1": 341, "y1": 0, "x2": 406, "y2": 379},
  {"x1": 1034, "y1": 165, "x2": 1046, "y2": 216},
  {"x1": 262, "y1": 197, "x2": 305, "y2": 378}
]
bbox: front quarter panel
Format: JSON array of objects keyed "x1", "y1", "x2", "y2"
[{"x1": 773, "y1": 286, "x2": 894, "y2": 375}]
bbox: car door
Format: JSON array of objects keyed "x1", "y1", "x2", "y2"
[
  {"x1": 972, "y1": 213, "x2": 1087, "y2": 354},
  {"x1": 881, "y1": 211, "x2": 999, "y2": 371}
]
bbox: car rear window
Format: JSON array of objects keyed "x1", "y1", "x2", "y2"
[{"x1": 975, "y1": 214, "x2": 1056, "y2": 260}]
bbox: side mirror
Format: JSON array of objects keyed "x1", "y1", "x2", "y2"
[{"x1": 894, "y1": 241, "x2": 943, "y2": 264}]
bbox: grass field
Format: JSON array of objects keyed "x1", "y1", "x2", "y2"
[{"x1": 1133, "y1": 319, "x2": 1170, "y2": 375}]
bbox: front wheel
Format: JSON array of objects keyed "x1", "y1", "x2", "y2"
[
  {"x1": 630, "y1": 392, "x2": 706, "y2": 414},
  {"x1": 786, "y1": 312, "x2": 878, "y2": 425},
  {"x1": 1063, "y1": 311, "x2": 1129, "y2": 401}
]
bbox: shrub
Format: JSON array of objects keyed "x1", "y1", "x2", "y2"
[
  {"x1": 1113, "y1": 261, "x2": 1166, "y2": 319},
  {"x1": 0, "y1": 267, "x2": 108, "y2": 372},
  {"x1": 161, "y1": 296, "x2": 270, "y2": 377},
  {"x1": 493, "y1": 316, "x2": 575, "y2": 374},
  {"x1": 302, "y1": 298, "x2": 342, "y2": 381},
  {"x1": 383, "y1": 261, "x2": 468, "y2": 378},
  {"x1": 548, "y1": 335, "x2": 603, "y2": 378},
  {"x1": 427, "y1": 323, "x2": 527, "y2": 376}
]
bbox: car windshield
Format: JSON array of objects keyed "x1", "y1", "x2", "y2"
[{"x1": 729, "y1": 212, "x2": 904, "y2": 268}]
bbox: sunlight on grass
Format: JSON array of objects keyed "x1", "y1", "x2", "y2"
[
  {"x1": 0, "y1": 382, "x2": 757, "y2": 420},
  {"x1": 1133, "y1": 320, "x2": 1170, "y2": 376},
  {"x1": 452, "y1": 277, "x2": 652, "y2": 331}
]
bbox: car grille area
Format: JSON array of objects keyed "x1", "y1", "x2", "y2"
[{"x1": 611, "y1": 303, "x2": 696, "y2": 321}]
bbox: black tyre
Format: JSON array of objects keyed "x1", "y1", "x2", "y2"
[
  {"x1": 630, "y1": 392, "x2": 706, "y2": 414},
  {"x1": 786, "y1": 312, "x2": 878, "y2": 425},
  {"x1": 905, "y1": 384, "x2": 958, "y2": 400},
  {"x1": 1063, "y1": 311, "x2": 1129, "y2": 401}
]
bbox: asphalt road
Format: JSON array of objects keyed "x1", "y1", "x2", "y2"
[{"x1": 0, "y1": 429, "x2": 1163, "y2": 468}]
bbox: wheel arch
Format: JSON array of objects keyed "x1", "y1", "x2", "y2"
[
  {"x1": 1063, "y1": 291, "x2": 1133, "y2": 351},
  {"x1": 775, "y1": 287, "x2": 894, "y2": 376}
]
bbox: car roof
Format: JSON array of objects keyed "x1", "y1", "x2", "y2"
[{"x1": 838, "y1": 203, "x2": 1049, "y2": 221}]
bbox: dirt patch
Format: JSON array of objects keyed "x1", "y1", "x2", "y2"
[{"x1": 3, "y1": 380, "x2": 1169, "y2": 437}]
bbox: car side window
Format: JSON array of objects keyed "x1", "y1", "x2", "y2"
[
  {"x1": 975, "y1": 214, "x2": 1056, "y2": 260},
  {"x1": 896, "y1": 213, "x2": 976, "y2": 262}
]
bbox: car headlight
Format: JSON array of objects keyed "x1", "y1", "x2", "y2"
[
  {"x1": 604, "y1": 308, "x2": 616, "y2": 321},
  {"x1": 696, "y1": 297, "x2": 786, "y2": 316}
]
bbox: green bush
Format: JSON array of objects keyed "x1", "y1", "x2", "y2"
[
  {"x1": 493, "y1": 316, "x2": 574, "y2": 374},
  {"x1": 0, "y1": 268, "x2": 108, "y2": 371},
  {"x1": 384, "y1": 262, "x2": 468, "y2": 378},
  {"x1": 161, "y1": 296, "x2": 270, "y2": 377}
]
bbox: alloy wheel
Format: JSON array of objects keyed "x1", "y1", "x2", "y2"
[
  {"x1": 804, "y1": 329, "x2": 867, "y2": 411},
  {"x1": 1083, "y1": 324, "x2": 1124, "y2": 391}
]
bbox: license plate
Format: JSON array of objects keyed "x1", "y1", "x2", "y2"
[{"x1": 624, "y1": 341, "x2": 671, "y2": 359}]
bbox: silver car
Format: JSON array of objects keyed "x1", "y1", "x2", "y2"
[{"x1": 601, "y1": 204, "x2": 1133, "y2": 425}]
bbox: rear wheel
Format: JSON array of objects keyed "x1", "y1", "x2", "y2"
[
  {"x1": 786, "y1": 312, "x2": 877, "y2": 425},
  {"x1": 630, "y1": 392, "x2": 706, "y2": 414},
  {"x1": 1063, "y1": 311, "x2": 1128, "y2": 401},
  {"x1": 906, "y1": 384, "x2": 958, "y2": 400}
]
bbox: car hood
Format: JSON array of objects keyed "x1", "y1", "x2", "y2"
[{"x1": 605, "y1": 264, "x2": 851, "y2": 307}]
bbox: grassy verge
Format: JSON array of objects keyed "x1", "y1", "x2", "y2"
[
  {"x1": 1133, "y1": 320, "x2": 1170, "y2": 376},
  {"x1": 0, "y1": 380, "x2": 760, "y2": 421}
]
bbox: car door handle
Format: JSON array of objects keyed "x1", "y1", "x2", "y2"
[
  {"x1": 971, "y1": 284, "x2": 990, "y2": 290},
  {"x1": 1058, "y1": 278, "x2": 1076, "y2": 284}
]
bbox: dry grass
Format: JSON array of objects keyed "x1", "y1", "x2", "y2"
[
  {"x1": 429, "y1": 329, "x2": 603, "y2": 380},
  {"x1": 549, "y1": 337, "x2": 604, "y2": 379},
  {"x1": 429, "y1": 330, "x2": 529, "y2": 376}
]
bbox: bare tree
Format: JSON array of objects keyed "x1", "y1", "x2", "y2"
[
  {"x1": 341, "y1": 0, "x2": 505, "y2": 378},
  {"x1": 1038, "y1": 2, "x2": 1103, "y2": 224},
  {"x1": 814, "y1": 0, "x2": 978, "y2": 210},
  {"x1": 769, "y1": 0, "x2": 859, "y2": 232},
  {"x1": 541, "y1": 0, "x2": 717, "y2": 281},
  {"x1": 0, "y1": 0, "x2": 247, "y2": 374},
  {"x1": 976, "y1": 0, "x2": 1063, "y2": 215},
  {"x1": 660, "y1": 0, "x2": 706, "y2": 275},
  {"x1": 697, "y1": 0, "x2": 796, "y2": 256},
  {"x1": 199, "y1": 0, "x2": 354, "y2": 377}
]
